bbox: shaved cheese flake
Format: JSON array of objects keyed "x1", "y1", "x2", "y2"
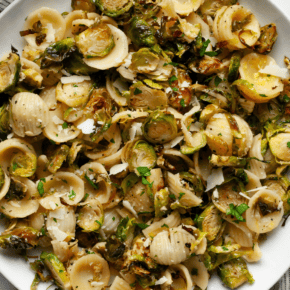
[
  {"x1": 52, "y1": 115, "x2": 64, "y2": 125},
  {"x1": 49, "y1": 201, "x2": 57, "y2": 210},
  {"x1": 109, "y1": 163, "x2": 128, "y2": 175},
  {"x1": 143, "y1": 238, "x2": 151, "y2": 248},
  {"x1": 61, "y1": 76, "x2": 91, "y2": 84},
  {"x1": 155, "y1": 276, "x2": 168, "y2": 285},
  {"x1": 206, "y1": 168, "x2": 224, "y2": 192},
  {"x1": 246, "y1": 186, "x2": 268, "y2": 193},
  {"x1": 213, "y1": 188, "x2": 219, "y2": 199},
  {"x1": 113, "y1": 78, "x2": 128, "y2": 93},
  {"x1": 190, "y1": 122, "x2": 203, "y2": 132},
  {"x1": 91, "y1": 281, "x2": 104, "y2": 287},
  {"x1": 123, "y1": 200, "x2": 138, "y2": 218},
  {"x1": 47, "y1": 226, "x2": 68, "y2": 242},
  {"x1": 259, "y1": 64, "x2": 290, "y2": 79},
  {"x1": 49, "y1": 207, "x2": 66, "y2": 220},
  {"x1": 77, "y1": 119, "x2": 96, "y2": 134},
  {"x1": 239, "y1": 192, "x2": 250, "y2": 200},
  {"x1": 7, "y1": 133, "x2": 14, "y2": 139},
  {"x1": 180, "y1": 81, "x2": 191, "y2": 88},
  {"x1": 45, "y1": 23, "x2": 55, "y2": 43},
  {"x1": 163, "y1": 136, "x2": 184, "y2": 149},
  {"x1": 129, "y1": 122, "x2": 142, "y2": 140}
]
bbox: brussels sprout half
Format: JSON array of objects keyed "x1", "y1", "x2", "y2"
[
  {"x1": 254, "y1": 24, "x2": 278, "y2": 54},
  {"x1": 126, "y1": 139, "x2": 157, "y2": 173},
  {"x1": 46, "y1": 145, "x2": 70, "y2": 174},
  {"x1": 210, "y1": 155, "x2": 247, "y2": 167},
  {"x1": 142, "y1": 111, "x2": 178, "y2": 144},
  {"x1": 76, "y1": 21, "x2": 115, "y2": 58},
  {"x1": 0, "y1": 52, "x2": 21, "y2": 93},
  {"x1": 40, "y1": 38, "x2": 76, "y2": 68},
  {"x1": 154, "y1": 187, "x2": 169, "y2": 217},
  {"x1": 9, "y1": 152, "x2": 37, "y2": 178},
  {"x1": 197, "y1": 204, "x2": 223, "y2": 242},
  {"x1": 116, "y1": 217, "x2": 135, "y2": 242},
  {"x1": 0, "y1": 104, "x2": 10, "y2": 134},
  {"x1": 217, "y1": 258, "x2": 254, "y2": 289},
  {"x1": 92, "y1": 0, "x2": 133, "y2": 17},
  {"x1": 228, "y1": 53, "x2": 241, "y2": 83},
  {"x1": 40, "y1": 252, "x2": 71, "y2": 290},
  {"x1": 127, "y1": 16, "x2": 157, "y2": 47},
  {"x1": 71, "y1": 0, "x2": 96, "y2": 11},
  {"x1": 0, "y1": 227, "x2": 39, "y2": 250}
]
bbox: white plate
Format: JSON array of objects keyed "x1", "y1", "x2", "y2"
[{"x1": 1, "y1": 0, "x2": 290, "y2": 289}]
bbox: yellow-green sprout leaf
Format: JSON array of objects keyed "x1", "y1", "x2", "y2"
[
  {"x1": 10, "y1": 152, "x2": 37, "y2": 178},
  {"x1": 154, "y1": 188, "x2": 169, "y2": 217}
]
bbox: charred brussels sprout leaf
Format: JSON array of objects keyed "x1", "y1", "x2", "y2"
[
  {"x1": 40, "y1": 252, "x2": 71, "y2": 290},
  {"x1": 9, "y1": 152, "x2": 37, "y2": 178},
  {"x1": 129, "y1": 48, "x2": 160, "y2": 73},
  {"x1": 76, "y1": 21, "x2": 115, "y2": 58},
  {"x1": 128, "y1": 16, "x2": 157, "y2": 47},
  {"x1": 142, "y1": 111, "x2": 178, "y2": 144},
  {"x1": 63, "y1": 52, "x2": 98, "y2": 75},
  {"x1": 0, "y1": 104, "x2": 10, "y2": 134},
  {"x1": 228, "y1": 53, "x2": 241, "y2": 83},
  {"x1": 91, "y1": 0, "x2": 133, "y2": 17},
  {"x1": 0, "y1": 166, "x2": 4, "y2": 190},
  {"x1": 121, "y1": 173, "x2": 140, "y2": 195},
  {"x1": 116, "y1": 217, "x2": 136, "y2": 242},
  {"x1": 254, "y1": 24, "x2": 278, "y2": 54},
  {"x1": 46, "y1": 144, "x2": 70, "y2": 174},
  {"x1": 5, "y1": 178, "x2": 26, "y2": 201},
  {"x1": 0, "y1": 52, "x2": 21, "y2": 93},
  {"x1": 105, "y1": 235, "x2": 126, "y2": 262},
  {"x1": 0, "y1": 227, "x2": 39, "y2": 250},
  {"x1": 197, "y1": 204, "x2": 223, "y2": 241},
  {"x1": 71, "y1": 0, "x2": 96, "y2": 11},
  {"x1": 217, "y1": 258, "x2": 254, "y2": 289},
  {"x1": 40, "y1": 38, "x2": 76, "y2": 68}
]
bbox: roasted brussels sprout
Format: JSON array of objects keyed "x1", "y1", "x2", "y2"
[
  {"x1": 105, "y1": 235, "x2": 126, "y2": 264},
  {"x1": 46, "y1": 145, "x2": 69, "y2": 174},
  {"x1": 121, "y1": 172, "x2": 139, "y2": 195},
  {"x1": 9, "y1": 152, "x2": 37, "y2": 178},
  {"x1": 76, "y1": 21, "x2": 115, "y2": 58},
  {"x1": 127, "y1": 16, "x2": 157, "y2": 47},
  {"x1": 197, "y1": 204, "x2": 223, "y2": 242},
  {"x1": 142, "y1": 111, "x2": 178, "y2": 144},
  {"x1": 63, "y1": 52, "x2": 98, "y2": 75},
  {"x1": 40, "y1": 38, "x2": 76, "y2": 68},
  {"x1": 0, "y1": 227, "x2": 39, "y2": 250},
  {"x1": 129, "y1": 48, "x2": 160, "y2": 74},
  {"x1": 123, "y1": 139, "x2": 157, "y2": 173},
  {"x1": 116, "y1": 217, "x2": 135, "y2": 242},
  {"x1": 0, "y1": 104, "x2": 10, "y2": 134},
  {"x1": 71, "y1": 0, "x2": 96, "y2": 11},
  {"x1": 254, "y1": 24, "x2": 278, "y2": 54},
  {"x1": 128, "y1": 82, "x2": 168, "y2": 110},
  {"x1": 92, "y1": 0, "x2": 133, "y2": 17},
  {"x1": 154, "y1": 187, "x2": 169, "y2": 217},
  {"x1": 228, "y1": 53, "x2": 241, "y2": 83},
  {"x1": 210, "y1": 155, "x2": 247, "y2": 167},
  {"x1": 0, "y1": 52, "x2": 21, "y2": 93},
  {"x1": 40, "y1": 252, "x2": 71, "y2": 290},
  {"x1": 217, "y1": 258, "x2": 254, "y2": 289}
]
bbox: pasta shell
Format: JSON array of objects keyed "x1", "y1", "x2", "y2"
[
  {"x1": 23, "y1": 7, "x2": 66, "y2": 50},
  {"x1": 0, "y1": 171, "x2": 10, "y2": 201},
  {"x1": 0, "y1": 177, "x2": 39, "y2": 218},
  {"x1": 101, "y1": 208, "x2": 122, "y2": 235},
  {"x1": 10, "y1": 92, "x2": 50, "y2": 137},
  {"x1": 149, "y1": 226, "x2": 195, "y2": 265},
  {"x1": 110, "y1": 277, "x2": 131, "y2": 290},
  {"x1": 40, "y1": 86, "x2": 57, "y2": 110},
  {"x1": 170, "y1": 264, "x2": 193, "y2": 290},
  {"x1": 172, "y1": 0, "x2": 204, "y2": 16},
  {"x1": 64, "y1": 10, "x2": 88, "y2": 38},
  {"x1": 246, "y1": 189, "x2": 283, "y2": 233},
  {"x1": 69, "y1": 254, "x2": 110, "y2": 290},
  {"x1": 51, "y1": 240, "x2": 78, "y2": 262},
  {"x1": 84, "y1": 25, "x2": 129, "y2": 70}
]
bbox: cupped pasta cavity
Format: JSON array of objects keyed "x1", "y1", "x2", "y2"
[
  {"x1": 39, "y1": 172, "x2": 85, "y2": 208},
  {"x1": 46, "y1": 206, "x2": 76, "y2": 242},
  {"x1": 79, "y1": 162, "x2": 112, "y2": 204},
  {"x1": 213, "y1": 5, "x2": 260, "y2": 50},
  {"x1": 237, "y1": 53, "x2": 284, "y2": 103},
  {"x1": 23, "y1": 7, "x2": 66, "y2": 49},
  {"x1": 246, "y1": 189, "x2": 284, "y2": 233},
  {"x1": 0, "y1": 177, "x2": 39, "y2": 218},
  {"x1": 169, "y1": 264, "x2": 193, "y2": 290},
  {"x1": 10, "y1": 93, "x2": 50, "y2": 137},
  {"x1": 69, "y1": 254, "x2": 110, "y2": 290},
  {"x1": 205, "y1": 113, "x2": 253, "y2": 157},
  {"x1": 43, "y1": 104, "x2": 81, "y2": 143},
  {"x1": 149, "y1": 226, "x2": 196, "y2": 265},
  {"x1": 51, "y1": 240, "x2": 78, "y2": 262}
]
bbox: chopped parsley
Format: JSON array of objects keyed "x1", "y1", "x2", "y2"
[
  {"x1": 226, "y1": 203, "x2": 249, "y2": 223},
  {"x1": 180, "y1": 99, "x2": 186, "y2": 107},
  {"x1": 199, "y1": 39, "x2": 211, "y2": 57},
  {"x1": 110, "y1": 138, "x2": 115, "y2": 143},
  {"x1": 161, "y1": 224, "x2": 169, "y2": 228},
  {"x1": 179, "y1": 192, "x2": 185, "y2": 200},
  {"x1": 222, "y1": 246, "x2": 229, "y2": 251},
  {"x1": 135, "y1": 223, "x2": 150, "y2": 229},
  {"x1": 169, "y1": 75, "x2": 178, "y2": 85},
  {"x1": 259, "y1": 94, "x2": 267, "y2": 97},
  {"x1": 214, "y1": 76, "x2": 222, "y2": 87},
  {"x1": 62, "y1": 122, "x2": 68, "y2": 129},
  {"x1": 37, "y1": 181, "x2": 44, "y2": 197},
  {"x1": 68, "y1": 190, "x2": 76, "y2": 200},
  {"x1": 134, "y1": 88, "x2": 142, "y2": 95},
  {"x1": 287, "y1": 142, "x2": 290, "y2": 149},
  {"x1": 85, "y1": 174, "x2": 99, "y2": 190}
]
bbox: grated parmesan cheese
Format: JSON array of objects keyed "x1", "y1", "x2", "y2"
[
  {"x1": 155, "y1": 276, "x2": 168, "y2": 285},
  {"x1": 239, "y1": 192, "x2": 250, "y2": 200},
  {"x1": 45, "y1": 23, "x2": 55, "y2": 43},
  {"x1": 213, "y1": 188, "x2": 219, "y2": 199},
  {"x1": 47, "y1": 226, "x2": 67, "y2": 242},
  {"x1": 77, "y1": 119, "x2": 96, "y2": 134},
  {"x1": 143, "y1": 238, "x2": 151, "y2": 248}
]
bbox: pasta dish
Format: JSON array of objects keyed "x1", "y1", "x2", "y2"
[{"x1": 0, "y1": 0, "x2": 288, "y2": 289}]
